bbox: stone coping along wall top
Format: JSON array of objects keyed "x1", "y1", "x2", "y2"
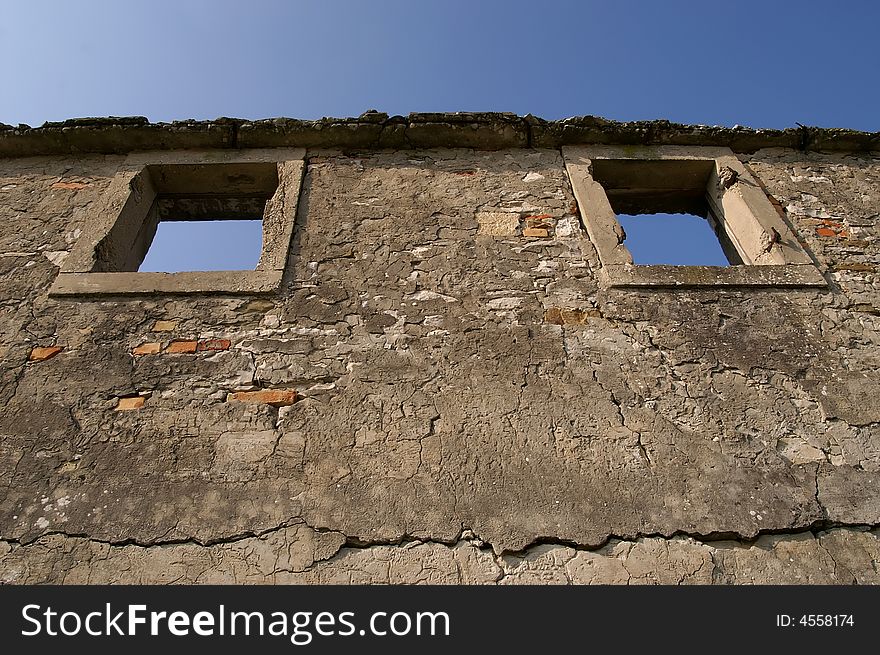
[{"x1": 0, "y1": 112, "x2": 877, "y2": 158}]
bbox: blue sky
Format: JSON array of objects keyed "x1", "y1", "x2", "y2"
[
  {"x1": 2, "y1": 0, "x2": 877, "y2": 130},
  {"x1": 618, "y1": 214, "x2": 729, "y2": 266},
  {"x1": 139, "y1": 221, "x2": 262, "y2": 272},
  {"x1": 1, "y1": 0, "x2": 876, "y2": 270}
]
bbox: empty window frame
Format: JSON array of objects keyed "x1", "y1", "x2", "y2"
[
  {"x1": 104, "y1": 162, "x2": 276, "y2": 274},
  {"x1": 50, "y1": 149, "x2": 305, "y2": 296},
  {"x1": 562, "y1": 145, "x2": 825, "y2": 288},
  {"x1": 592, "y1": 158, "x2": 736, "y2": 266}
]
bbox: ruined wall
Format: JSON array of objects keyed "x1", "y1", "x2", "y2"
[{"x1": 0, "y1": 117, "x2": 878, "y2": 584}]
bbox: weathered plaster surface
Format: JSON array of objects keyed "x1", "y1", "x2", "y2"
[
  {"x1": 2, "y1": 526, "x2": 878, "y2": 585},
  {"x1": 0, "y1": 124, "x2": 877, "y2": 583}
]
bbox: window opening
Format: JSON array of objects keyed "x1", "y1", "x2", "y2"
[
  {"x1": 138, "y1": 219, "x2": 263, "y2": 272},
  {"x1": 591, "y1": 158, "x2": 742, "y2": 266},
  {"x1": 616, "y1": 212, "x2": 732, "y2": 266}
]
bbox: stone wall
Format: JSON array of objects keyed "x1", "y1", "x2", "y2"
[{"x1": 0, "y1": 117, "x2": 877, "y2": 583}]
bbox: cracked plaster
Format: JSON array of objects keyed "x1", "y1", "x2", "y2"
[{"x1": 0, "y1": 131, "x2": 878, "y2": 584}]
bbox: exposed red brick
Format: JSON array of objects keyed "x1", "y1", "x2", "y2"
[
  {"x1": 228, "y1": 389, "x2": 297, "y2": 407},
  {"x1": 815, "y1": 227, "x2": 838, "y2": 237},
  {"x1": 28, "y1": 346, "x2": 62, "y2": 362},
  {"x1": 51, "y1": 181, "x2": 89, "y2": 190},
  {"x1": 132, "y1": 342, "x2": 161, "y2": 356},
  {"x1": 115, "y1": 396, "x2": 145, "y2": 411},
  {"x1": 523, "y1": 227, "x2": 549, "y2": 238},
  {"x1": 165, "y1": 340, "x2": 197, "y2": 354},
  {"x1": 197, "y1": 338, "x2": 231, "y2": 352}
]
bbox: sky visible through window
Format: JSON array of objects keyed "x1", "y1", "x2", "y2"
[
  {"x1": 617, "y1": 213, "x2": 730, "y2": 266},
  {"x1": 139, "y1": 220, "x2": 263, "y2": 272}
]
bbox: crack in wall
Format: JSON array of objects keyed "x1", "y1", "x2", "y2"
[
  {"x1": 2, "y1": 523, "x2": 878, "y2": 585},
  {"x1": 5, "y1": 516, "x2": 879, "y2": 556}
]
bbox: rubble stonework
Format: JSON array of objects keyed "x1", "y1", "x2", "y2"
[{"x1": 0, "y1": 114, "x2": 877, "y2": 584}]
